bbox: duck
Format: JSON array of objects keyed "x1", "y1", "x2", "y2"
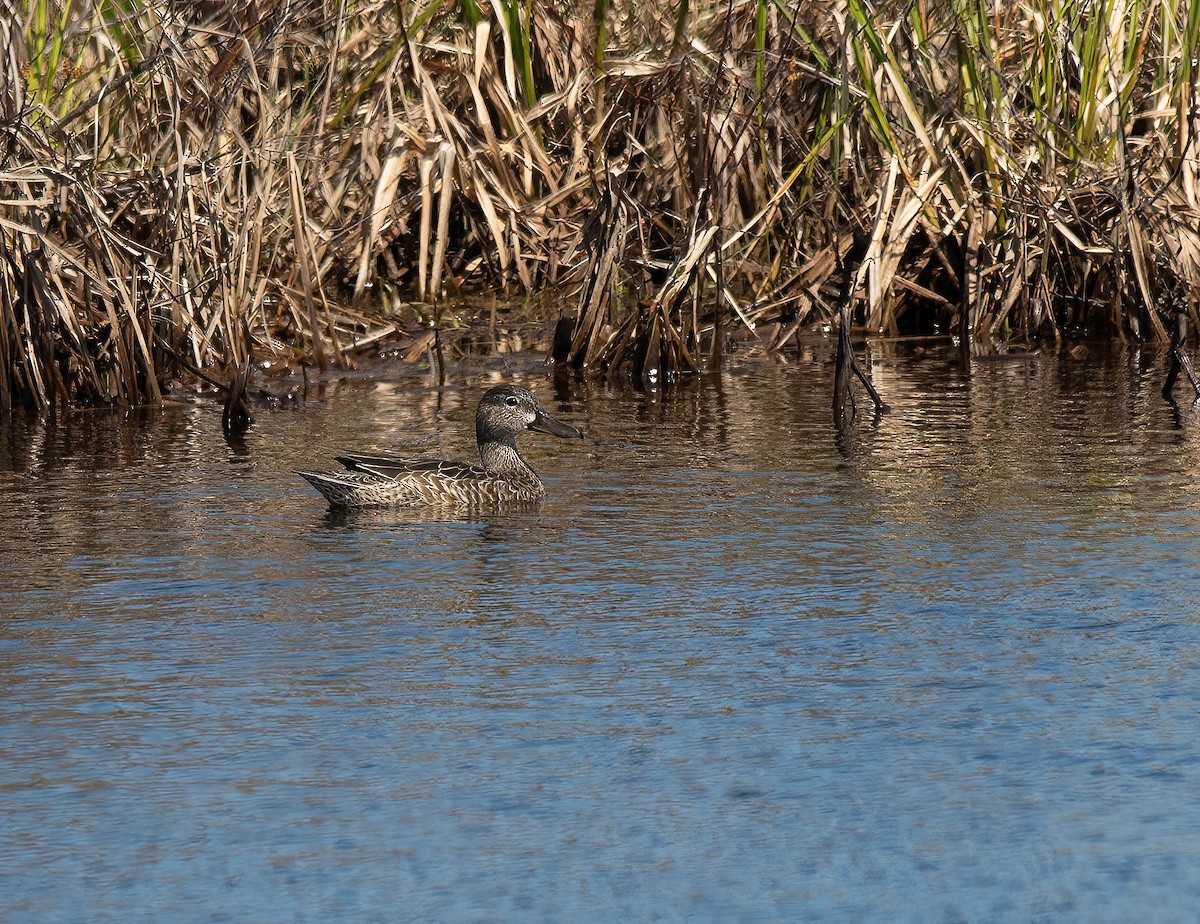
[{"x1": 298, "y1": 384, "x2": 584, "y2": 508}]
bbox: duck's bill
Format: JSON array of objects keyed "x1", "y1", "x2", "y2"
[{"x1": 529, "y1": 410, "x2": 584, "y2": 439}]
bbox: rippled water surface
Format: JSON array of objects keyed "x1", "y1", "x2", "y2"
[{"x1": 4, "y1": 343, "x2": 1200, "y2": 921}]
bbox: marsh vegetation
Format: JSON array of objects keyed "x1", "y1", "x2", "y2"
[{"x1": 1, "y1": 0, "x2": 1198, "y2": 411}]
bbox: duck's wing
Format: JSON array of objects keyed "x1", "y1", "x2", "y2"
[{"x1": 335, "y1": 454, "x2": 490, "y2": 482}]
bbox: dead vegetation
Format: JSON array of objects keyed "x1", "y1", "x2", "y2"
[{"x1": 1, "y1": 0, "x2": 1198, "y2": 411}]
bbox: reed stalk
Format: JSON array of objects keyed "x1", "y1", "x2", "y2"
[{"x1": 0, "y1": 0, "x2": 1197, "y2": 409}]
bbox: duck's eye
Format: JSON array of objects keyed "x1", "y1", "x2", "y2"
[{"x1": 505, "y1": 396, "x2": 519, "y2": 407}]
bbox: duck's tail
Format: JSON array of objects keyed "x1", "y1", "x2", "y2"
[{"x1": 295, "y1": 469, "x2": 388, "y2": 509}]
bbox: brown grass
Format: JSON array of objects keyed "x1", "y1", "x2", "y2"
[{"x1": 1, "y1": 0, "x2": 1198, "y2": 410}]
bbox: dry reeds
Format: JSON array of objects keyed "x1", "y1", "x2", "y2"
[{"x1": 1, "y1": 0, "x2": 1199, "y2": 410}]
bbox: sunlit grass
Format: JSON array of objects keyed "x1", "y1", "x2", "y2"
[{"x1": 1, "y1": 0, "x2": 1198, "y2": 407}]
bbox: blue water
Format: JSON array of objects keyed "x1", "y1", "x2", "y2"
[{"x1": 3, "y1": 344, "x2": 1200, "y2": 921}]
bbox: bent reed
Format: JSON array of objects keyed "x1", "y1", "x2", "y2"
[{"x1": 1, "y1": 0, "x2": 1198, "y2": 411}]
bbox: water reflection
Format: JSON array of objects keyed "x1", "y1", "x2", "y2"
[
  {"x1": 4, "y1": 343, "x2": 1200, "y2": 920},
  {"x1": 317, "y1": 504, "x2": 546, "y2": 534}
]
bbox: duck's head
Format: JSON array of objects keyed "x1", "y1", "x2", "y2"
[{"x1": 476, "y1": 384, "x2": 584, "y2": 444}]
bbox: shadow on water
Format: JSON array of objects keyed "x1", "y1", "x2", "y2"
[
  {"x1": 6, "y1": 341, "x2": 1200, "y2": 920},
  {"x1": 1165, "y1": 393, "x2": 1200, "y2": 436},
  {"x1": 833, "y1": 405, "x2": 885, "y2": 466},
  {"x1": 222, "y1": 429, "x2": 253, "y2": 459}
]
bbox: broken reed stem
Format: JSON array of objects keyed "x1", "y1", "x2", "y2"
[{"x1": 1163, "y1": 312, "x2": 1200, "y2": 401}]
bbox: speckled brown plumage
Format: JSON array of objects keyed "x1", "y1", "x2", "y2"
[{"x1": 298, "y1": 385, "x2": 583, "y2": 509}]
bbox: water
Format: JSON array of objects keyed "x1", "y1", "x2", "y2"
[{"x1": 3, "y1": 343, "x2": 1200, "y2": 921}]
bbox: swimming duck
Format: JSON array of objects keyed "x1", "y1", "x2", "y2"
[{"x1": 298, "y1": 384, "x2": 583, "y2": 508}]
